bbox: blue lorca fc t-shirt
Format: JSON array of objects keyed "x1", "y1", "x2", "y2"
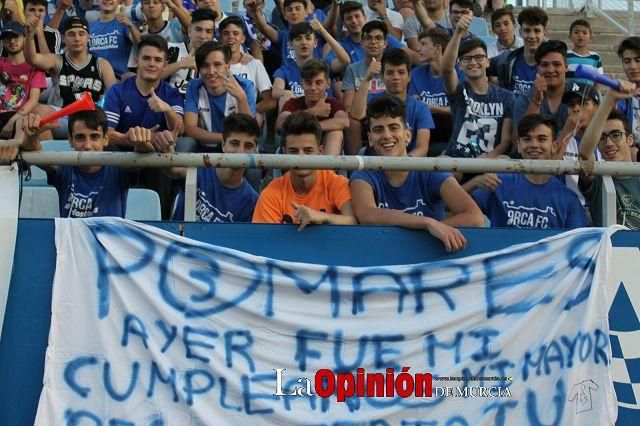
[
  {"x1": 408, "y1": 64, "x2": 465, "y2": 108},
  {"x1": 510, "y1": 53, "x2": 537, "y2": 97},
  {"x1": 89, "y1": 18, "x2": 133, "y2": 78},
  {"x1": 275, "y1": 30, "x2": 324, "y2": 66},
  {"x1": 368, "y1": 95, "x2": 435, "y2": 152},
  {"x1": 472, "y1": 174, "x2": 588, "y2": 229},
  {"x1": 350, "y1": 170, "x2": 452, "y2": 220},
  {"x1": 173, "y1": 168, "x2": 258, "y2": 222},
  {"x1": 48, "y1": 165, "x2": 133, "y2": 218},
  {"x1": 445, "y1": 82, "x2": 515, "y2": 158}
]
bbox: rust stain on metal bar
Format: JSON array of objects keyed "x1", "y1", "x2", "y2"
[{"x1": 202, "y1": 154, "x2": 213, "y2": 168}]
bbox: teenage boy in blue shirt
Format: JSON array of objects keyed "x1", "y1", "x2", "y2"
[
  {"x1": 409, "y1": 27, "x2": 466, "y2": 155},
  {"x1": 163, "y1": 113, "x2": 260, "y2": 222},
  {"x1": 89, "y1": 0, "x2": 141, "y2": 78},
  {"x1": 489, "y1": 6, "x2": 549, "y2": 97},
  {"x1": 103, "y1": 34, "x2": 183, "y2": 151},
  {"x1": 350, "y1": 95, "x2": 483, "y2": 252},
  {"x1": 245, "y1": 0, "x2": 325, "y2": 66},
  {"x1": 184, "y1": 41, "x2": 255, "y2": 153},
  {"x1": 272, "y1": 22, "x2": 347, "y2": 111},
  {"x1": 4, "y1": 108, "x2": 153, "y2": 218},
  {"x1": 350, "y1": 48, "x2": 435, "y2": 157},
  {"x1": 468, "y1": 114, "x2": 588, "y2": 229},
  {"x1": 442, "y1": 15, "x2": 514, "y2": 158}
]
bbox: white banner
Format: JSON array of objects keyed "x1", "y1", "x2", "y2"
[
  {"x1": 0, "y1": 164, "x2": 19, "y2": 339},
  {"x1": 36, "y1": 218, "x2": 617, "y2": 425}
]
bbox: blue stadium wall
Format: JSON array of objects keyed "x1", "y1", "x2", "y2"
[{"x1": 1, "y1": 219, "x2": 639, "y2": 425}]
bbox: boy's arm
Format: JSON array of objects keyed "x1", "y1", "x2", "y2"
[
  {"x1": 553, "y1": 112, "x2": 581, "y2": 160},
  {"x1": 319, "y1": 110, "x2": 349, "y2": 132},
  {"x1": 349, "y1": 59, "x2": 380, "y2": 120},
  {"x1": 160, "y1": 50, "x2": 195, "y2": 80},
  {"x1": 580, "y1": 81, "x2": 637, "y2": 167},
  {"x1": 35, "y1": 14, "x2": 50, "y2": 54},
  {"x1": 48, "y1": 0, "x2": 69, "y2": 30},
  {"x1": 524, "y1": 74, "x2": 546, "y2": 116},
  {"x1": 184, "y1": 111, "x2": 224, "y2": 146},
  {"x1": 443, "y1": 15, "x2": 471, "y2": 96},
  {"x1": 164, "y1": 0, "x2": 192, "y2": 33},
  {"x1": 24, "y1": 16, "x2": 58, "y2": 73},
  {"x1": 98, "y1": 58, "x2": 117, "y2": 90},
  {"x1": 408, "y1": 129, "x2": 430, "y2": 157},
  {"x1": 438, "y1": 176, "x2": 485, "y2": 227},
  {"x1": 292, "y1": 200, "x2": 358, "y2": 230},
  {"x1": 0, "y1": 87, "x2": 41, "y2": 139},
  {"x1": 310, "y1": 18, "x2": 350, "y2": 71},
  {"x1": 487, "y1": 118, "x2": 513, "y2": 157},
  {"x1": 271, "y1": 77, "x2": 289, "y2": 100},
  {"x1": 321, "y1": 1, "x2": 339, "y2": 37},
  {"x1": 462, "y1": 173, "x2": 502, "y2": 193},
  {"x1": 370, "y1": 2, "x2": 402, "y2": 40},
  {"x1": 228, "y1": 75, "x2": 254, "y2": 117},
  {"x1": 249, "y1": 40, "x2": 264, "y2": 62},
  {"x1": 342, "y1": 89, "x2": 356, "y2": 111},
  {"x1": 275, "y1": 109, "x2": 292, "y2": 131},
  {"x1": 19, "y1": 113, "x2": 58, "y2": 173},
  {"x1": 146, "y1": 88, "x2": 183, "y2": 142},
  {"x1": 411, "y1": 0, "x2": 436, "y2": 30},
  {"x1": 245, "y1": 1, "x2": 279, "y2": 44},
  {"x1": 350, "y1": 178, "x2": 469, "y2": 252},
  {"x1": 118, "y1": 10, "x2": 142, "y2": 45}
]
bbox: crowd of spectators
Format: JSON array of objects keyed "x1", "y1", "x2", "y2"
[{"x1": 0, "y1": 0, "x2": 638, "y2": 248}]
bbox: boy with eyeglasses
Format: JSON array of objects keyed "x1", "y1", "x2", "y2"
[
  {"x1": 442, "y1": 15, "x2": 514, "y2": 159},
  {"x1": 327, "y1": 2, "x2": 405, "y2": 74},
  {"x1": 580, "y1": 80, "x2": 640, "y2": 229},
  {"x1": 616, "y1": 37, "x2": 640, "y2": 148}
]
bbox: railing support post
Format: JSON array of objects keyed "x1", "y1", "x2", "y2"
[
  {"x1": 602, "y1": 176, "x2": 618, "y2": 227},
  {"x1": 184, "y1": 167, "x2": 197, "y2": 222}
]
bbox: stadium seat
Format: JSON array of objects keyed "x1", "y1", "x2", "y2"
[
  {"x1": 22, "y1": 166, "x2": 48, "y2": 187},
  {"x1": 126, "y1": 188, "x2": 161, "y2": 221},
  {"x1": 471, "y1": 17, "x2": 489, "y2": 37},
  {"x1": 18, "y1": 186, "x2": 59, "y2": 219},
  {"x1": 41, "y1": 140, "x2": 72, "y2": 151},
  {"x1": 480, "y1": 35, "x2": 498, "y2": 46}
]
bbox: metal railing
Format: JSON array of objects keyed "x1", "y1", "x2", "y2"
[
  {"x1": 12, "y1": 152, "x2": 640, "y2": 226},
  {"x1": 518, "y1": 0, "x2": 638, "y2": 35},
  {"x1": 588, "y1": 0, "x2": 639, "y2": 36}
]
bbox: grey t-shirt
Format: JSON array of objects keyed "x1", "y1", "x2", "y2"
[
  {"x1": 342, "y1": 60, "x2": 386, "y2": 95},
  {"x1": 404, "y1": 13, "x2": 453, "y2": 40},
  {"x1": 584, "y1": 175, "x2": 640, "y2": 229}
]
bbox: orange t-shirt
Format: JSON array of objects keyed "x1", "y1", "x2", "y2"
[{"x1": 252, "y1": 169, "x2": 351, "y2": 223}]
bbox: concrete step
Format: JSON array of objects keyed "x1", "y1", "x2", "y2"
[{"x1": 546, "y1": 33, "x2": 629, "y2": 45}]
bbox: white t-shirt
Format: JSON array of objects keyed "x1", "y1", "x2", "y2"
[
  {"x1": 487, "y1": 36, "x2": 524, "y2": 59},
  {"x1": 363, "y1": 4, "x2": 405, "y2": 33},
  {"x1": 230, "y1": 59, "x2": 272, "y2": 102}
]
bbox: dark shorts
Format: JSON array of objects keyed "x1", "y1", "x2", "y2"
[{"x1": 0, "y1": 110, "x2": 19, "y2": 136}]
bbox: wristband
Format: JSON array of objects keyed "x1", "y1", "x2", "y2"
[{"x1": 378, "y1": 15, "x2": 387, "y2": 21}]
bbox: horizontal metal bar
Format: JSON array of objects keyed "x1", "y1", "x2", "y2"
[{"x1": 10, "y1": 152, "x2": 640, "y2": 176}]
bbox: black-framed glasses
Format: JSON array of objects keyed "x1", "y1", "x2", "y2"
[
  {"x1": 460, "y1": 54, "x2": 487, "y2": 64},
  {"x1": 363, "y1": 35, "x2": 385, "y2": 43},
  {"x1": 598, "y1": 130, "x2": 627, "y2": 145}
]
